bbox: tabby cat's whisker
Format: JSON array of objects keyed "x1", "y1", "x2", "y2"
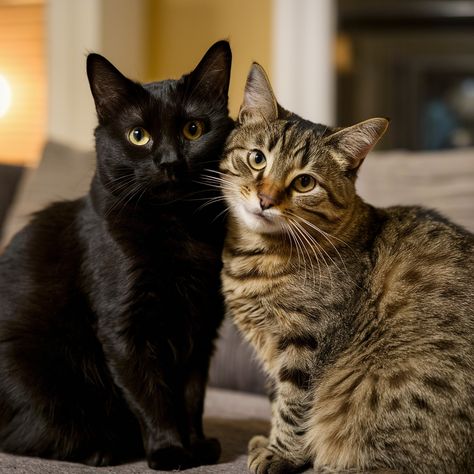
[
  {"x1": 286, "y1": 217, "x2": 324, "y2": 289},
  {"x1": 212, "y1": 206, "x2": 230, "y2": 223},
  {"x1": 292, "y1": 214, "x2": 354, "y2": 281},
  {"x1": 194, "y1": 196, "x2": 228, "y2": 213}
]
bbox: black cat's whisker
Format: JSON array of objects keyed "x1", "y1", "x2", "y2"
[
  {"x1": 105, "y1": 181, "x2": 144, "y2": 219},
  {"x1": 107, "y1": 177, "x2": 139, "y2": 195}
]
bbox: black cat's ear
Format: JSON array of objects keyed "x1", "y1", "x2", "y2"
[
  {"x1": 87, "y1": 53, "x2": 144, "y2": 123},
  {"x1": 239, "y1": 63, "x2": 279, "y2": 124},
  {"x1": 324, "y1": 117, "x2": 389, "y2": 170},
  {"x1": 187, "y1": 40, "x2": 232, "y2": 105}
]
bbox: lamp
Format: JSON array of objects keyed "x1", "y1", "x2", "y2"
[{"x1": 0, "y1": 74, "x2": 12, "y2": 118}]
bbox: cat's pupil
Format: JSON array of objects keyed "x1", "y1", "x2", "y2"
[
  {"x1": 133, "y1": 128, "x2": 143, "y2": 141},
  {"x1": 255, "y1": 152, "x2": 264, "y2": 164},
  {"x1": 300, "y1": 175, "x2": 310, "y2": 187},
  {"x1": 188, "y1": 122, "x2": 198, "y2": 135}
]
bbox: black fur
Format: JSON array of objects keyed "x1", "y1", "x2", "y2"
[{"x1": 0, "y1": 41, "x2": 233, "y2": 470}]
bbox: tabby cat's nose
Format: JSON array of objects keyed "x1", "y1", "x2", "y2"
[{"x1": 258, "y1": 193, "x2": 275, "y2": 210}]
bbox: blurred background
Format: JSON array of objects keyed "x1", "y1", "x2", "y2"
[{"x1": 0, "y1": 0, "x2": 473, "y2": 246}]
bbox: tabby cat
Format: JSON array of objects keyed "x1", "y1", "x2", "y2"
[
  {"x1": 0, "y1": 41, "x2": 232, "y2": 470},
  {"x1": 218, "y1": 63, "x2": 474, "y2": 473}
]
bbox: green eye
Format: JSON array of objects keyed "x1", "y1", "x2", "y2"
[
  {"x1": 293, "y1": 174, "x2": 316, "y2": 193},
  {"x1": 183, "y1": 120, "x2": 205, "y2": 140},
  {"x1": 128, "y1": 127, "x2": 151, "y2": 146},
  {"x1": 247, "y1": 150, "x2": 266, "y2": 171}
]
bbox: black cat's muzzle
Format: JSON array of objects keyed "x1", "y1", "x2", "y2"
[{"x1": 151, "y1": 162, "x2": 189, "y2": 189}]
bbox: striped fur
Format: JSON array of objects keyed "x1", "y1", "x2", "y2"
[{"x1": 218, "y1": 64, "x2": 474, "y2": 474}]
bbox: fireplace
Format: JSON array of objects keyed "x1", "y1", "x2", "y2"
[{"x1": 336, "y1": 0, "x2": 474, "y2": 150}]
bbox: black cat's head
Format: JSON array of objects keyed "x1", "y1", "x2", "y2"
[{"x1": 87, "y1": 41, "x2": 232, "y2": 201}]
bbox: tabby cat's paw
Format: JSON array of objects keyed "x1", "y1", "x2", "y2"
[
  {"x1": 248, "y1": 435, "x2": 270, "y2": 452},
  {"x1": 147, "y1": 446, "x2": 194, "y2": 471},
  {"x1": 190, "y1": 437, "x2": 221, "y2": 465},
  {"x1": 248, "y1": 445, "x2": 302, "y2": 474}
]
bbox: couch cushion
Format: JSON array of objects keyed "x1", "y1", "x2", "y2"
[
  {"x1": 358, "y1": 148, "x2": 474, "y2": 232},
  {"x1": 1, "y1": 141, "x2": 95, "y2": 247}
]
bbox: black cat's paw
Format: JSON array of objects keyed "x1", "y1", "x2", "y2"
[
  {"x1": 82, "y1": 450, "x2": 118, "y2": 467},
  {"x1": 190, "y1": 437, "x2": 221, "y2": 465},
  {"x1": 147, "y1": 446, "x2": 194, "y2": 471}
]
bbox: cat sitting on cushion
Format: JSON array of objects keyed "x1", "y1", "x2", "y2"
[
  {"x1": 218, "y1": 63, "x2": 474, "y2": 474},
  {"x1": 0, "y1": 41, "x2": 232, "y2": 470}
]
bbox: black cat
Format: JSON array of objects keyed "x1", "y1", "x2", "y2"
[{"x1": 0, "y1": 41, "x2": 233, "y2": 470}]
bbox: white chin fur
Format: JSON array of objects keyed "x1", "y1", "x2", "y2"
[{"x1": 234, "y1": 203, "x2": 282, "y2": 234}]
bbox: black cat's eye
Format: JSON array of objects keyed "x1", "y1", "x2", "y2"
[
  {"x1": 128, "y1": 127, "x2": 151, "y2": 146},
  {"x1": 247, "y1": 150, "x2": 267, "y2": 171},
  {"x1": 293, "y1": 174, "x2": 316, "y2": 193},
  {"x1": 183, "y1": 120, "x2": 205, "y2": 140}
]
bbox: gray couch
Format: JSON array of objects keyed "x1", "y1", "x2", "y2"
[{"x1": 0, "y1": 142, "x2": 473, "y2": 473}]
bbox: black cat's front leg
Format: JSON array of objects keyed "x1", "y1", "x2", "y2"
[
  {"x1": 98, "y1": 310, "x2": 193, "y2": 471},
  {"x1": 184, "y1": 358, "x2": 221, "y2": 466}
]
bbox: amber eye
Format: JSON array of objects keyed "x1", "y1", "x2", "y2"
[
  {"x1": 293, "y1": 174, "x2": 316, "y2": 193},
  {"x1": 128, "y1": 127, "x2": 151, "y2": 146},
  {"x1": 247, "y1": 150, "x2": 267, "y2": 171},
  {"x1": 183, "y1": 120, "x2": 205, "y2": 140}
]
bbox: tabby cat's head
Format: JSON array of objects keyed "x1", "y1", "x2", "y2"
[
  {"x1": 87, "y1": 41, "x2": 232, "y2": 200},
  {"x1": 219, "y1": 63, "x2": 388, "y2": 236}
]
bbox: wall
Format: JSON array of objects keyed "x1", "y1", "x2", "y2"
[
  {"x1": 0, "y1": 3, "x2": 46, "y2": 166},
  {"x1": 147, "y1": 0, "x2": 272, "y2": 118},
  {"x1": 46, "y1": 0, "x2": 147, "y2": 152}
]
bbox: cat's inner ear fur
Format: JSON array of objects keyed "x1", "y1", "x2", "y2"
[
  {"x1": 87, "y1": 53, "x2": 143, "y2": 123},
  {"x1": 325, "y1": 117, "x2": 389, "y2": 170},
  {"x1": 187, "y1": 40, "x2": 232, "y2": 105},
  {"x1": 239, "y1": 62, "x2": 279, "y2": 124}
]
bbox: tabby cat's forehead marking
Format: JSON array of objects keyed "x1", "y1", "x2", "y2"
[{"x1": 233, "y1": 120, "x2": 324, "y2": 178}]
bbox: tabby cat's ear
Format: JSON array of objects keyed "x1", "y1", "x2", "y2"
[
  {"x1": 187, "y1": 40, "x2": 232, "y2": 106},
  {"x1": 87, "y1": 53, "x2": 144, "y2": 123},
  {"x1": 239, "y1": 63, "x2": 278, "y2": 124},
  {"x1": 324, "y1": 118, "x2": 389, "y2": 170}
]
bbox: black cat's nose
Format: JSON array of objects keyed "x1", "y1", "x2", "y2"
[
  {"x1": 154, "y1": 149, "x2": 179, "y2": 167},
  {"x1": 159, "y1": 163, "x2": 184, "y2": 182}
]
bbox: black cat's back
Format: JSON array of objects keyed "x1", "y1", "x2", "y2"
[{"x1": 0, "y1": 199, "x2": 141, "y2": 464}]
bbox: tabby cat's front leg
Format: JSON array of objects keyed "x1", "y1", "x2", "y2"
[{"x1": 248, "y1": 377, "x2": 312, "y2": 474}]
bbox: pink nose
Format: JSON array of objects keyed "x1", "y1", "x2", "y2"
[{"x1": 258, "y1": 192, "x2": 276, "y2": 210}]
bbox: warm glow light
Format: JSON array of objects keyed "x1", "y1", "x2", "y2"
[{"x1": 0, "y1": 74, "x2": 12, "y2": 118}]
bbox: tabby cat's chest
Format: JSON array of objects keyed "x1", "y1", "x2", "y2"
[{"x1": 222, "y1": 247, "x2": 320, "y2": 374}]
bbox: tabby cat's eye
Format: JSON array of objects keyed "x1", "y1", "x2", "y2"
[
  {"x1": 247, "y1": 150, "x2": 267, "y2": 171},
  {"x1": 293, "y1": 174, "x2": 316, "y2": 193},
  {"x1": 183, "y1": 120, "x2": 205, "y2": 140},
  {"x1": 128, "y1": 127, "x2": 151, "y2": 146}
]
